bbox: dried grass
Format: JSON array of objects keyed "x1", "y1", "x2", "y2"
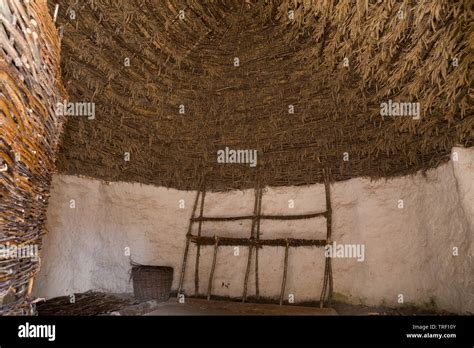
[{"x1": 51, "y1": 0, "x2": 472, "y2": 191}]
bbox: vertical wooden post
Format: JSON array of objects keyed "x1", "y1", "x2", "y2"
[
  {"x1": 177, "y1": 188, "x2": 201, "y2": 298},
  {"x1": 320, "y1": 258, "x2": 329, "y2": 308},
  {"x1": 279, "y1": 239, "x2": 290, "y2": 306},
  {"x1": 324, "y1": 168, "x2": 332, "y2": 244},
  {"x1": 255, "y1": 187, "x2": 263, "y2": 300},
  {"x1": 207, "y1": 236, "x2": 220, "y2": 300},
  {"x1": 320, "y1": 168, "x2": 333, "y2": 308},
  {"x1": 194, "y1": 188, "x2": 206, "y2": 296},
  {"x1": 242, "y1": 244, "x2": 253, "y2": 303},
  {"x1": 242, "y1": 185, "x2": 260, "y2": 302},
  {"x1": 328, "y1": 258, "x2": 333, "y2": 305}
]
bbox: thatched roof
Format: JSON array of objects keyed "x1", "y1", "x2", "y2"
[{"x1": 52, "y1": 0, "x2": 472, "y2": 190}]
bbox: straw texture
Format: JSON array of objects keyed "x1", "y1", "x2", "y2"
[
  {"x1": 1, "y1": 0, "x2": 66, "y2": 315},
  {"x1": 51, "y1": 0, "x2": 472, "y2": 191}
]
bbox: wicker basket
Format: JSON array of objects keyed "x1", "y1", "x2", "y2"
[{"x1": 131, "y1": 266, "x2": 173, "y2": 302}]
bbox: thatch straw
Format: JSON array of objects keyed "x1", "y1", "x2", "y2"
[
  {"x1": 0, "y1": 0, "x2": 66, "y2": 315},
  {"x1": 51, "y1": 0, "x2": 472, "y2": 191}
]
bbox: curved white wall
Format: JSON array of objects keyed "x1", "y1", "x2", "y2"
[{"x1": 33, "y1": 147, "x2": 474, "y2": 313}]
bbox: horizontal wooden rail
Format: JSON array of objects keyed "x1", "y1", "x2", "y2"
[
  {"x1": 188, "y1": 235, "x2": 326, "y2": 247},
  {"x1": 191, "y1": 215, "x2": 254, "y2": 222},
  {"x1": 191, "y1": 211, "x2": 327, "y2": 222},
  {"x1": 261, "y1": 212, "x2": 327, "y2": 220}
]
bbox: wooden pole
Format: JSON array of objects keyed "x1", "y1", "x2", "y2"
[
  {"x1": 320, "y1": 168, "x2": 333, "y2": 308},
  {"x1": 255, "y1": 186, "x2": 263, "y2": 299},
  {"x1": 207, "y1": 236, "x2": 220, "y2": 300},
  {"x1": 242, "y1": 245, "x2": 253, "y2": 303},
  {"x1": 177, "y1": 188, "x2": 201, "y2": 298},
  {"x1": 320, "y1": 258, "x2": 329, "y2": 308},
  {"x1": 279, "y1": 239, "x2": 290, "y2": 306},
  {"x1": 242, "y1": 185, "x2": 260, "y2": 302},
  {"x1": 194, "y1": 188, "x2": 206, "y2": 296}
]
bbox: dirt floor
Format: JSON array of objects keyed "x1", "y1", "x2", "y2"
[
  {"x1": 111, "y1": 296, "x2": 455, "y2": 316},
  {"x1": 37, "y1": 292, "x2": 457, "y2": 316},
  {"x1": 141, "y1": 298, "x2": 337, "y2": 316}
]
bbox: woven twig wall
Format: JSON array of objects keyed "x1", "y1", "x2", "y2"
[
  {"x1": 54, "y1": 0, "x2": 471, "y2": 191},
  {"x1": 0, "y1": 0, "x2": 66, "y2": 314}
]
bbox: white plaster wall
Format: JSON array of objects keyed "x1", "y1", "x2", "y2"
[{"x1": 33, "y1": 147, "x2": 474, "y2": 313}]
